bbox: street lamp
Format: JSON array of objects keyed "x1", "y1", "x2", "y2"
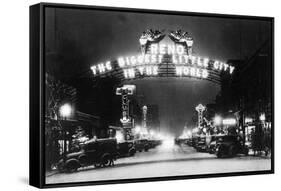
[
  {"x1": 59, "y1": 103, "x2": 73, "y2": 162},
  {"x1": 59, "y1": 103, "x2": 72, "y2": 118},
  {"x1": 213, "y1": 115, "x2": 222, "y2": 126},
  {"x1": 259, "y1": 113, "x2": 266, "y2": 121},
  {"x1": 115, "y1": 131, "x2": 124, "y2": 143},
  {"x1": 245, "y1": 117, "x2": 253, "y2": 124},
  {"x1": 149, "y1": 130, "x2": 155, "y2": 137},
  {"x1": 134, "y1": 125, "x2": 141, "y2": 134}
]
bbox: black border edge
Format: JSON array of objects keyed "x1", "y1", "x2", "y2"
[
  {"x1": 40, "y1": 2, "x2": 274, "y2": 20},
  {"x1": 29, "y1": 3, "x2": 43, "y2": 188},
  {"x1": 42, "y1": 170, "x2": 274, "y2": 189},
  {"x1": 270, "y1": 17, "x2": 275, "y2": 174},
  {"x1": 29, "y1": 2, "x2": 274, "y2": 189}
]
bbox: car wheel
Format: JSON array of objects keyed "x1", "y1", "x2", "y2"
[
  {"x1": 78, "y1": 155, "x2": 87, "y2": 166},
  {"x1": 65, "y1": 160, "x2": 79, "y2": 173},
  {"x1": 216, "y1": 147, "x2": 223, "y2": 158},
  {"x1": 228, "y1": 146, "x2": 235, "y2": 157},
  {"x1": 56, "y1": 161, "x2": 65, "y2": 172},
  {"x1": 101, "y1": 154, "x2": 112, "y2": 167},
  {"x1": 244, "y1": 147, "x2": 249, "y2": 156},
  {"x1": 129, "y1": 148, "x2": 136, "y2": 156}
]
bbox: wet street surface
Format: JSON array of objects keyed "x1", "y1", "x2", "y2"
[{"x1": 46, "y1": 141, "x2": 271, "y2": 184}]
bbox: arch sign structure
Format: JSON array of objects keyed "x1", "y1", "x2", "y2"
[{"x1": 90, "y1": 29, "x2": 235, "y2": 84}]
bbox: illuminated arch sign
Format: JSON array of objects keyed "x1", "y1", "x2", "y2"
[{"x1": 90, "y1": 30, "x2": 235, "y2": 84}]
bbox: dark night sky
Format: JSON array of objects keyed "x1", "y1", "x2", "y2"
[{"x1": 45, "y1": 7, "x2": 271, "y2": 135}]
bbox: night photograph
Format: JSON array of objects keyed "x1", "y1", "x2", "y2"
[{"x1": 42, "y1": 6, "x2": 273, "y2": 184}]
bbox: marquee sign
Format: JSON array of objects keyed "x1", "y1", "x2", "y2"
[
  {"x1": 90, "y1": 29, "x2": 235, "y2": 84},
  {"x1": 116, "y1": 85, "x2": 135, "y2": 124}
]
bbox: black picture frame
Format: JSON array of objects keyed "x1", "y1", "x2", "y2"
[{"x1": 30, "y1": 2, "x2": 274, "y2": 188}]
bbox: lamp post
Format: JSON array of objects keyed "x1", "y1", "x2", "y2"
[{"x1": 59, "y1": 103, "x2": 73, "y2": 162}]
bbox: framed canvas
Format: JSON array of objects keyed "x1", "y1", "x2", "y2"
[{"x1": 29, "y1": 2, "x2": 274, "y2": 188}]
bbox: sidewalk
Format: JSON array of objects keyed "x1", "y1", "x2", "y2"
[{"x1": 46, "y1": 170, "x2": 59, "y2": 177}]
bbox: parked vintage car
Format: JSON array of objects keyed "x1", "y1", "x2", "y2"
[
  {"x1": 57, "y1": 138, "x2": 118, "y2": 172},
  {"x1": 207, "y1": 137, "x2": 217, "y2": 154},
  {"x1": 205, "y1": 135, "x2": 221, "y2": 154},
  {"x1": 194, "y1": 136, "x2": 208, "y2": 152},
  {"x1": 147, "y1": 139, "x2": 162, "y2": 149},
  {"x1": 191, "y1": 135, "x2": 200, "y2": 147},
  {"x1": 185, "y1": 138, "x2": 193, "y2": 146},
  {"x1": 215, "y1": 135, "x2": 249, "y2": 158},
  {"x1": 134, "y1": 139, "x2": 150, "y2": 152},
  {"x1": 174, "y1": 137, "x2": 189, "y2": 146},
  {"x1": 117, "y1": 140, "x2": 136, "y2": 157}
]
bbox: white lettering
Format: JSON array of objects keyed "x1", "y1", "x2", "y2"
[
  {"x1": 223, "y1": 63, "x2": 229, "y2": 71},
  {"x1": 130, "y1": 56, "x2": 137, "y2": 65},
  {"x1": 219, "y1": 62, "x2": 224, "y2": 70},
  {"x1": 176, "y1": 67, "x2": 183, "y2": 75},
  {"x1": 213, "y1": 61, "x2": 219, "y2": 70},
  {"x1": 146, "y1": 66, "x2": 152, "y2": 75},
  {"x1": 159, "y1": 44, "x2": 166, "y2": 54},
  {"x1": 153, "y1": 66, "x2": 158, "y2": 75},
  {"x1": 203, "y1": 58, "x2": 209, "y2": 68},
  {"x1": 190, "y1": 67, "x2": 195, "y2": 76},
  {"x1": 98, "y1": 63, "x2": 106, "y2": 73},
  {"x1": 167, "y1": 45, "x2": 175, "y2": 54},
  {"x1": 202, "y1": 69, "x2": 208, "y2": 78},
  {"x1": 150, "y1": 44, "x2": 158, "y2": 54},
  {"x1": 151, "y1": 54, "x2": 157, "y2": 63},
  {"x1": 90, "y1": 65, "x2": 97, "y2": 75},
  {"x1": 137, "y1": 55, "x2": 144, "y2": 64},
  {"x1": 138, "y1": 67, "x2": 144, "y2": 75},
  {"x1": 118, "y1": 57, "x2": 125, "y2": 67},
  {"x1": 124, "y1": 68, "x2": 135, "y2": 79},
  {"x1": 172, "y1": 55, "x2": 178, "y2": 64},
  {"x1": 176, "y1": 45, "x2": 185, "y2": 55},
  {"x1": 105, "y1": 61, "x2": 112, "y2": 70},
  {"x1": 158, "y1": 55, "x2": 163, "y2": 63},
  {"x1": 230, "y1": 66, "x2": 235, "y2": 74},
  {"x1": 144, "y1": 55, "x2": 150, "y2": 63},
  {"x1": 183, "y1": 67, "x2": 189, "y2": 75}
]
